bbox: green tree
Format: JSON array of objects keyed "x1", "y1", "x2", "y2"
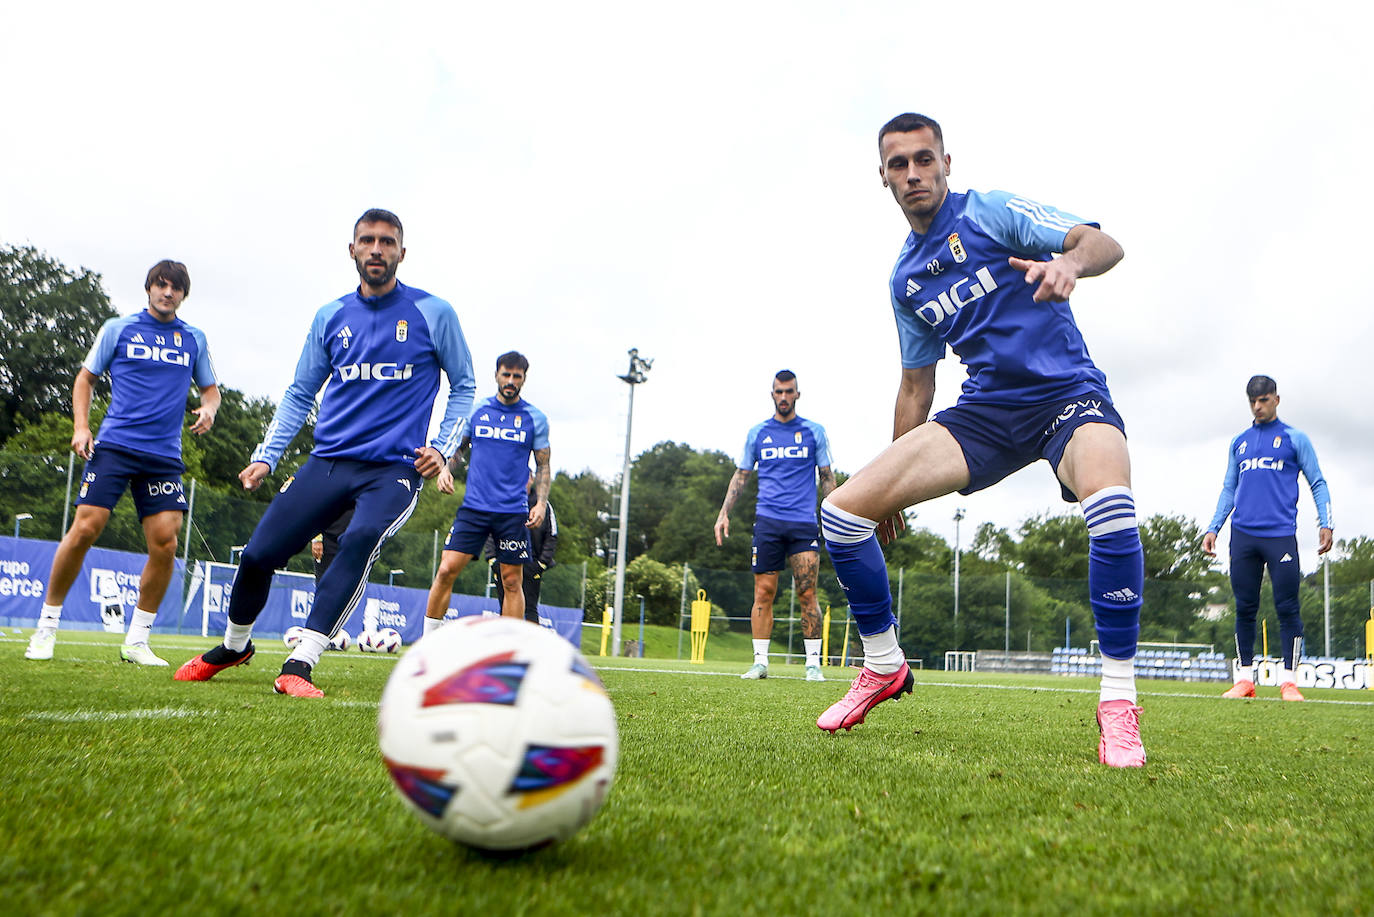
[
  {"x1": 0, "y1": 244, "x2": 117, "y2": 443},
  {"x1": 624, "y1": 555, "x2": 692, "y2": 626}
]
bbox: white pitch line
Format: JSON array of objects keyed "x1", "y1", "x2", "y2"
[{"x1": 25, "y1": 707, "x2": 217, "y2": 723}]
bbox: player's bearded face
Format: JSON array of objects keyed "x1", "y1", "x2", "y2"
[
  {"x1": 772, "y1": 385, "x2": 796, "y2": 417},
  {"x1": 354, "y1": 249, "x2": 400, "y2": 287},
  {"x1": 350, "y1": 221, "x2": 405, "y2": 290},
  {"x1": 497, "y1": 367, "x2": 525, "y2": 401}
]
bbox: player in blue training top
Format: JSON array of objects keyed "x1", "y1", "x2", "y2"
[
  {"x1": 815, "y1": 113, "x2": 1147, "y2": 767},
  {"x1": 423, "y1": 351, "x2": 551, "y2": 631},
  {"x1": 1202, "y1": 375, "x2": 1333, "y2": 702},
  {"x1": 26, "y1": 260, "x2": 219, "y2": 666},
  {"x1": 175, "y1": 209, "x2": 476, "y2": 697},
  {"x1": 715, "y1": 370, "x2": 836, "y2": 681}
]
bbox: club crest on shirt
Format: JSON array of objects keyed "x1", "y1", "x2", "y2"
[
  {"x1": 1273, "y1": 436, "x2": 1282, "y2": 448},
  {"x1": 948, "y1": 233, "x2": 967, "y2": 263},
  {"x1": 794, "y1": 431, "x2": 802, "y2": 444},
  {"x1": 514, "y1": 415, "x2": 522, "y2": 428},
  {"x1": 396, "y1": 320, "x2": 408, "y2": 343},
  {"x1": 173, "y1": 332, "x2": 182, "y2": 347}
]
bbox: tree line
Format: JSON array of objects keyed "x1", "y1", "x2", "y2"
[{"x1": 4, "y1": 242, "x2": 1372, "y2": 660}]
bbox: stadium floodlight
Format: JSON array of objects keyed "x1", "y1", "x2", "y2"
[
  {"x1": 229, "y1": 544, "x2": 246, "y2": 565},
  {"x1": 14, "y1": 512, "x2": 32, "y2": 538},
  {"x1": 611, "y1": 348, "x2": 653, "y2": 657},
  {"x1": 389, "y1": 569, "x2": 404, "y2": 586},
  {"x1": 952, "y1": 508, "x2": 965, "y2": 651}
]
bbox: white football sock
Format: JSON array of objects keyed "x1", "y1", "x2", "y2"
[
  {"x1": 124, "y1": 608, "x2": 157, "y2": 646},
  {"x1": 1234, "y1": 663, "x2": 1255, "y2": 683},
  {"x1": 752, "y1": 639, "x2": 770, "y2": 667},
  {"x1": 1099, "y1": 655, "x2": 1137, "y2": 704},
  {"x1": 224, "y1": 621, "x2": 254, "y2": 652},
  {"x1": 861, "y1": 626, "x2": 904, "y2": 674},
  {"x1": 804, "y1": 638, "x2": 821, "y2": 667},
  {"x1": 287, "y1": 629, "x2": 329, "y2": 669},
  {"x1": 424, "y1": 616, "x2": 444, "y2": 636},
  {"x1": 38, "y1": 604, "x2": 62, "y2": 634}
]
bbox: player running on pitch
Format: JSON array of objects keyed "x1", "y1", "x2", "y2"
[
  {"x1": 1202, "y1": 374, "x2": 1332, "y2": 701},
  {"x1": 715, "y1": 370, "x2": 835, "y2": 681},
  {"x1": 175, "y1": 208, "x2": 475, "y2": 697},
  {"x1": 26, "y1": 260, "x2": 219, "y2": 666},
  {"x1": 423, "y1": 351, "x2": 551, "y2": 631},
  {"x1": 816, "y1": 113, "x2": 1147, "y2": 767}
]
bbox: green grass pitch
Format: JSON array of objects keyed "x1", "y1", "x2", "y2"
[{"x1": 3, "y1": 628, "x2": 1372, "y2": 916}]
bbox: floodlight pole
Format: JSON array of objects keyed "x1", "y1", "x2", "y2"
[{"x1": 611, "y1": 348, "x2": 652, "y2": 657}]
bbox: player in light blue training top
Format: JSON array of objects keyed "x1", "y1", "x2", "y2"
[
  {"x1": 425, "y1": 351, "x2": 551, "y2": 628},
  {"x1": 715, "y1": 370, "x2": 836, "y2": 681},
  {"x1": 27, "y1": 260, "x2": 220, "y2": 666},
  {"x1": 816, "y1": 113, "x2": 1147, "y2": 767},
  {"x1": 1203, "y1": 375, "x2": 1333, "y2": 702},
  {"x1": 175, "y1": 209, "x2": 476, "y2": 697}
]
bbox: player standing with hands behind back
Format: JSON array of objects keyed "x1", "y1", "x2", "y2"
[{"x1": 1202, "y1": 375, "x2": 1332, "y2": 701}]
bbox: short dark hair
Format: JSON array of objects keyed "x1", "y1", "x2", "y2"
[
  {"x1": 496, "y1": 351, "x2": 529, "y2": 373},
  {"x1": 145, "y1": 260, "x2": 190, "y2": 296},
  {"x1": 774, "y1": 369, "x2": 797, "y2": 385},
  {"x1": 354, "y1": 208, "x2": 404, "y2": 243},
  {"x1": 1246, "y1": 375, "x2": 1277, "y2": 400},
  {"x1": 878, "y1": 113, "x2": 944, "y2": 155}
]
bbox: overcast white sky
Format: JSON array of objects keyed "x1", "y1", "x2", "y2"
[{"x1": 4, "y1": 1, "x2": 1371, "y2": 573}]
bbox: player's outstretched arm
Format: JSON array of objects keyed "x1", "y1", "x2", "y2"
[
  {"x1": 715, "y1": 469, "x2": 751, "y2": 545},
  {"x1": 1009, "y1": 225, "x2": 1124, "y2": 303}
]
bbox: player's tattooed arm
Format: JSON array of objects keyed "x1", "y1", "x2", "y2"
[
  {"x1": 526, "y1": 448, "x2": 552, "y2": 529},
  {"x1": 436, "y1": 437, "x2": 472, "y2": 495},
  {"x1": 714, "y1": 468, "x2": 751, "y2": 545},
  {"x1": 817, "y1": 465, "x2": 837, "y2": 501}
]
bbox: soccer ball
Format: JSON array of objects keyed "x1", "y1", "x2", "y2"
[
  {"x1": 378, "y1": 616, "x2": 617, "y2": 852},
  {"x1": 376, "y1": 627, "x2": 402, "y2": 653},
  {"x1": 359, "y1": 629, "x2": 402, "y2": 653},
  {"x1": 328, "y1": 630, "x2": 351, "y2": 652},
  {"x1": 283, "y1": 625, "x2": 306, "y2": 648}
]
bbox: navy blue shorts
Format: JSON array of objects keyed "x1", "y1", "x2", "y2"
[
  {"x1": 751, "y1": 515, "x2": 820, "y2": 574},
  {"x1": 446, "y1": 506, "x2": 530, "y2": 563},
  {"x1": 76, "y1": 445, "x2": 187, "y2": 519},
  {"x1": 933, "y1": 393, "x2": 1126, "y2": 503}
]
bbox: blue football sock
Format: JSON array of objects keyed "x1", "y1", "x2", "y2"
[
  {"x1": 820, "y1": 500, "x2": 893, "y2": 636},
  {"x1": 1082, "y1": 487, "x2": 1142, "y2": 660}
]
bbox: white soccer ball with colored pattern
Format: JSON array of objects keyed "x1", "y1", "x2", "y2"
[{"x1": 378, "y1": 616, "x2": 617, "y2": 852}]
